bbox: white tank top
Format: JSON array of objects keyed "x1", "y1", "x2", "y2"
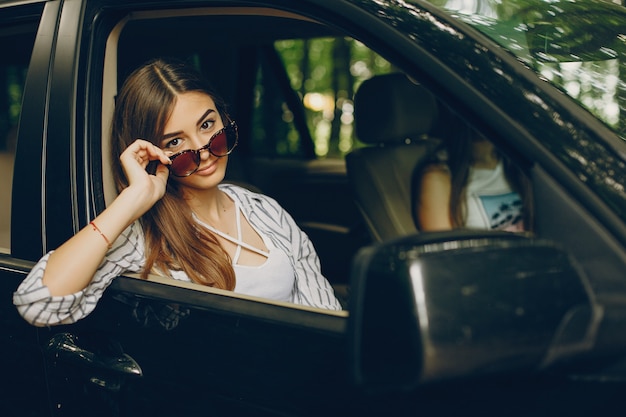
[
  {"x1": 464, "y1": 161, "x2": 524, "y2": 231},
  {"x1": 193, "y1": 200, "x2": 296, "y2": 302}
]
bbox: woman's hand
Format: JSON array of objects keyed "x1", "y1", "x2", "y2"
[
  {"x1": 42, "y1": 140, "x2": 171, "y2": 296},
  {"x1": 119, "y1": 139, "x2": 171, "y2": 210}
]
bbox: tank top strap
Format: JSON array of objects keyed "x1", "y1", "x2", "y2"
[{"x1": 193, "y1": 202, "x2": 270, "y2": 261}]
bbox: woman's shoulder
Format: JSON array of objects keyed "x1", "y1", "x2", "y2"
[
  {"x1": 220, "y1": 182, "x2": 264, "y2": 198},
  {"x1": 421, "y1": 161, "x2": 450, "y2": 173},
  {"x1": 219, "y1": 180, "x2": 263, "y2": 194},
  {"x1": 420, "y1": 162, "x2": 451, "y2": 181},
  {"x1": 220, "y1": 183, "x2": 293, "y2": 233},
  {"x1": 219, "y1": 182, "x2": 282, "y2": 210},
  {"x1": 416, "y1": 146, "x2": 449, "y2": 174}
]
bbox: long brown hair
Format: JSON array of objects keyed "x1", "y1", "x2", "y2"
[{"x1": 111, "y1": 58, "x2": 236, "y2": 289}]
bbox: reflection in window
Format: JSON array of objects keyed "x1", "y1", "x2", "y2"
[
  {"x1": 1, "y1": 66, "x2": 27, "y2": 152},
  {"x1": 427, "y1": 0, "x2": 626, "y2": 139},
  {"x1": 539, "y1": 60, "x2": 621, "y2": 128},
  {"x1": 0, "y1": 24, "x2": 37, "y2": 251}
]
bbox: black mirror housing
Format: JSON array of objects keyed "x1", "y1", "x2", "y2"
[{"x1": 348, "y1": 231, "x2": 601, "y2": 391}]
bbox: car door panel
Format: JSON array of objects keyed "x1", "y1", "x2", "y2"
[
  {"x1": 0, "y1": 3, "x2": 56, "y2": 416},
  {"x1": 0, "y1": 258, "x2": 50, "y2": 417},
  {"x1": 7, "y1": 0, "x2": 626, "y2": 415},
  {"x1": 38, "y1": 276, "x2": 353, "y2": 416}
]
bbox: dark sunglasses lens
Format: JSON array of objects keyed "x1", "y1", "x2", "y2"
[
  {"x1": 209, "y1": 125, "x2": 238, "y2": 156},
  {"x1": 209, "y1": 130, "x2": 228, "y2": 156},
  {"x1": 170, "y1": 151, "x2": 200, "y2": 177}
]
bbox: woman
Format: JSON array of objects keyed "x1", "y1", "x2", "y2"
[
  {"x1": 414, "y1": 124, "x2": 533, "y2": 232},
  {"x1": 14, "y1": 58, "x2": 341, "y2": 326}
]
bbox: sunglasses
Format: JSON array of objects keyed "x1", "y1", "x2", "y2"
[{"x1": 167, "y1": 121, "x2": 238, "y2": 177}]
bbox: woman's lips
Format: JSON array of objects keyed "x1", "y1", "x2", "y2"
[{"x1": 194, "y1": 161, "x2": 218, "y2": 175}]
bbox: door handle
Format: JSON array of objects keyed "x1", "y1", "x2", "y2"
[{"x1": 46, "y1": 332, "x2": 142, "y2": 390}]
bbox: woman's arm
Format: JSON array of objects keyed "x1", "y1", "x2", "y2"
[
  {"x1": 13, "y1": 221, "x2": 146, "y2": 326},
  {"x1": 416, "y1": 164, "x2": 454, "y2": 231},
  {"x1": 41, "y1": 139, "x2": 171, "y2": 296}
]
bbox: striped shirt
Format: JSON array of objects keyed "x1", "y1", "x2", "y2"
[{"x1": 13, "y1": 184, "x2": 342, "y2": 326}]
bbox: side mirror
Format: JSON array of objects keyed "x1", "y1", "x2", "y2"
[{"x1": 348, "y1": 231, "x2": 602, "y2": 391}]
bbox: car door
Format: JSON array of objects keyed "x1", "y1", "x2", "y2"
[
  {"x1": 5, "y1": 2, "x2": 441, "y2": 414},
  {"x1": 0, "y1": 2, "x2": 53, "y2": 416},
  {"x1": 38, "y1": 278, "x2": 349, "y2": 416},
  {"x1": 5, "y1": 1, "x2": 369, "y2": 416},
  {"x1": 98, "y1": 0, "x2": 626, "y2": 415},
  {"x1": 8, "y1": 0, "x2": 626, "y2": 416}
]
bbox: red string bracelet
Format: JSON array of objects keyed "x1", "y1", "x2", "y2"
[{"x1": 90, "y1": 221, "x2": 112, "y2": 249}]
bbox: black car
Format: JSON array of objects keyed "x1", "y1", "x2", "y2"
[{"x1": 3, "y1": 0, "x2": 626, "y2": 415}]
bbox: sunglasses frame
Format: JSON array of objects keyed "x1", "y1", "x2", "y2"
[{"x1": 167, "y1": 120, "x2": 238, "y2": 177}]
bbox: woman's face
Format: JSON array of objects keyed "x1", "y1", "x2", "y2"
[{"x1": 159, "y1": 91, "x2": 228, "y2": 190}]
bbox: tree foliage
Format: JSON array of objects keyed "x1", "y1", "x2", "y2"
[{"x1": 275, "y1": 37, "x2": 393, "y2": 158}]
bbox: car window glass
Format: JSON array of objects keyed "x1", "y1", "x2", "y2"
[{"x1": 0, "y1": 17, "x2": 39, "y2": 253}]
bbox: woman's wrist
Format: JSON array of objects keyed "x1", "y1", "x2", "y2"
[{"x1": 115, "y1": 186, "x2": 158, "y2": 221}]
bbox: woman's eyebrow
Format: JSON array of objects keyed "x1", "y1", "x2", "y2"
[
  {"x1": 196, "y1": 109, "x2": 215, "y2": 126},
  {"x1": 162, "y1": 131, "x2": 182, "y2": 141},
  {"x1": 161, "y1": 108, "x2": 217, "y2": 141}
]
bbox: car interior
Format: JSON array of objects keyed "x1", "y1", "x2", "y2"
[{"x1": 347, "y1": 72, "x2": 443, "y2": 242}]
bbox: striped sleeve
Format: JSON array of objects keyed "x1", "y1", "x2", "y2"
[
  {"x1": 277, "y1": 202, "x2": 343, "y2": 310},
  {"x1": 13, "y1": 221, "x2": 146, "y2": 326}
]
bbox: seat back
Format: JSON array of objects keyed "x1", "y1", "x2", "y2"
[{"x1": 347, "y1": 73, "x2": 440, "y2": 241}]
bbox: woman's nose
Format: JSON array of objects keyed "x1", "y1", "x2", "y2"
[{"x1": 199, "y1": 146, "x2": 213, "y2": 160}]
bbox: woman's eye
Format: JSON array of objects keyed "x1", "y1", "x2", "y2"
[
  {"x1": 165, "y1": 138, "x2": 182, "y2": 148},
  {"x1": 200, "y1": 119, "x2": 215, "y2": 131}
]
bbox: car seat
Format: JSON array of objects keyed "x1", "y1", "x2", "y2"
[{"x1": 346, "y1": 73, "x2": 441, "y2": 242}]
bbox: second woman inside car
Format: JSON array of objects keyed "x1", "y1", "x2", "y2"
[
  {"x1": 414, "y1": 124, "x2": 533, "y2": 232},
  {"x1": 14, "y1": 58, "x2": 342, "y2": 327}
]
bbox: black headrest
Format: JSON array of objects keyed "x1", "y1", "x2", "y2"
[{"x1": 354, "y1": 73, "x2": 438, "y2": 145}]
